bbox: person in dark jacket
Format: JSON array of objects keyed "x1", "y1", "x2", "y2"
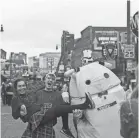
[
  {"x1": 1, "y1": 81, "x2": 7, "y2": 105},
  {"x1": 11, "y1": 78, "x2": 93, "y2": 122},
  {"x1": 36, "y1": 73, "x2": 75, "y2": 138},
  {"x1": 120, "y1": 65, "x2": 138, "y2": 138},
  {"x1": 5, "y1": 82, "x2": 13, "y2": 106},
  {"x1": 11, "y1": 77, "x2": 94, "y2": 138},
  {"x1": 11, "y1": 78, "x2": 55, "y2": 138}
]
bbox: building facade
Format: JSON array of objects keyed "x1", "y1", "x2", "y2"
[
  {"x1": 0, "y1": 49, "x2": 6, "y2": 60},
  {"x1": 71, "y1": 26, "x2": 136, "y2": 75},
  {"x1": 28, "y1": 56, "x2": 39, "y2": 68},
  {"x1": 11, "y1": 52, "x2": 27, "y2": 65},
  {"x1": 39, "y1": 52, "x2": 61, "y2": 73},
  {"x1": 0, "y1": 49, "x2": 7, "y2": 70}
]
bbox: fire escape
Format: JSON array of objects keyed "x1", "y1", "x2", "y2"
[{"x1": 56, "y1": 31, "x2": 74, "y2": 76}]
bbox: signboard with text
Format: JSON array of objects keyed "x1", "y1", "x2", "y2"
[
  {"x1": 126, "y1": 60, "x2": 136, "y2": 71},
  {"x1": 102, "y1": 43, "x2": 118, "y2": 60},
  {"x1": 93, "y1": 31, "x2": 118, "y2": 50},
  {"x1": 123, "y1": 44, "x2": 135, "y2": 59}
]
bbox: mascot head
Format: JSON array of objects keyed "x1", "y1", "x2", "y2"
[{"x1": 65, "y1": 62, "x2": 124, "y2": 104}]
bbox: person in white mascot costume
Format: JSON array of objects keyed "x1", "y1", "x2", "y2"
[{"x1": 63, "y1": 62, "x2": 125, "y2": 138}]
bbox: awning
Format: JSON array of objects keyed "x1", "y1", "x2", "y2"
[{"x1": 0, "y1": 59, "x2": 6, "y2": 63}]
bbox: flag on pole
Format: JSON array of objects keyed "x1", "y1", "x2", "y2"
[{"x1": 131, "y1": 11, "x2": 139, "y2": 37}]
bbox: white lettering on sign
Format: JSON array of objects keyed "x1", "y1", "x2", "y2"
[
  {"x1": 93, "y1": 31, "x2": 118, "y2": 50},
  {"x1": 98, "y1": 37, "x2": 117, "y2": 41},
  {"x1": 95, "y1": 31, "x2": 117, "y2": 35},
  {"x1": 110, "y1": 37, "x2": 117, "y2": 41},
  {"x1": 97, "y1": 101, "x2": 117, "y2": 111},
  {"x1": 123, "y1": 44, "x2": 135, "y2": 58}
]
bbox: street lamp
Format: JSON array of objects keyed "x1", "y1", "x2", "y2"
[
  {"x1": 10, "y1": 52, "x2": 14, "y2": 80},
  {"x1": 0, "y1": 24, "x2": 4, "y2": 32},
  {"x1": 56, "y1": 45, "x2": 58, "y2": 50},
  {"x1": 1, "y1": 24, "x2": 4, "y2": 74}
]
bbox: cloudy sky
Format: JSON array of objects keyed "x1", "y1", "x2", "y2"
[{"x1": 0, "y1": 0, "x2": 138, "y2": 59}]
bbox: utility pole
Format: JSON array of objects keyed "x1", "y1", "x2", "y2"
[
  {"x1": 127, "y1": 0, "x2": 131, "y2": 45},
  {"x1": 10, "y1": 52, "x2": 14, "y2": 80},
  {"x1": 51, "y1": 59, "x2": 53, "y2": 73}
]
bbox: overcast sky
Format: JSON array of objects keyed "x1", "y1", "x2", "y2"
[{"x1": 0, "y1": 0, "x2": 138, "y2": 59}]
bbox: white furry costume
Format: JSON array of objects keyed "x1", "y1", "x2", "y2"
[{"x1": 63, "y1": 62, "x2": 125, "y2": 138}]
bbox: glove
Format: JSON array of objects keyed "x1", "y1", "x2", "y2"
[
  {"x1": 62, "y1": 92, "x2": 69, "y2": 103},
  {"x1": 20, "y1": 104, "x2": 27, "y2": 116}
]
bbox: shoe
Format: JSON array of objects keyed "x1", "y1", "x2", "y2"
[
  {"x1": 85, "y1": 92, "x2": 95, "y2": 109},
  {"x1": 60, "y1": 128, "x2": 75, "y2": 138}
]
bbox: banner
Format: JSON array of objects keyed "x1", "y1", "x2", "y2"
[{"x1": 131, "y1": 11, "x2": 139, "y2": 37}]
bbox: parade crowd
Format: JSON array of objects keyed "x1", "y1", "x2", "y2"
[{"x1": 1, "y1": 59, "x2": 138, "y2": 138}]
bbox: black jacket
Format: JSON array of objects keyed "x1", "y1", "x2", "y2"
[{"x1": 11, "y1": 94, "x2": 41, "y2": 122}]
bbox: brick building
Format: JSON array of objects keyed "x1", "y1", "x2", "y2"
[
  {"x1": 71, "y1": 26, "x2": 136, "y2": 73},
  {"x1": 0, "y1": 49, "x2": 6, "y2": 60},
  {"x1": 0, "y1": 49, "x2": 7, "y2": 70},
  {"x1": 11, "y1": 52, "x2": 27, "y2": 65}
]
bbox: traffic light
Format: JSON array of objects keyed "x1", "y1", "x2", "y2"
[
  {"x1": 114, "y1": 49, "x2": 118, "y2": 56},
  {"x1": 120, "y1": 32, "x2": 127, "y2": 43},
  {"x1": 56, "y1": 45, "x2": 58, "y2": 50}
]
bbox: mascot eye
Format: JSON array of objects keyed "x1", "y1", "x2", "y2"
[
  {"x1": 104, "y1": 73, "x2": 109, "y2": 78},
  {"x1": 85, "y1": 80, "x2": 91, "y2": 85}
]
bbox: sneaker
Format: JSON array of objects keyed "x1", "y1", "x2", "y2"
[
  {"x1": 60, "y1": 128, "x2": 75, "y2": 138},
  {"x1": 85, "y1": 92, "x2": 95, "y2": 109}
]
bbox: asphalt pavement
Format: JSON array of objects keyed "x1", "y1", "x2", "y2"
[{"x1": 1, "y1": 104, "x2": 77, "y2": 138}]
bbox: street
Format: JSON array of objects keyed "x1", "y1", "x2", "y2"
[
  {"x1": 0, "y1": 0, "x2": 138, "y2": 138},
  {"x1": 1, "y1": 104, "x2": 77, "y2": 138}
]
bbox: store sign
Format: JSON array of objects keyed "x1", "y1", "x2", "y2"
[
  {"x1": 102, "y1": 43, "x2": 117, "y2": 60},
  {"x1": 105, "y1": 59, "x2": 116, "y2": 69},
  {"x1": 93, "y1": 31, "x2": 118, "y2": 50},
  {"x1": 126, "y1": 60, "x2": 136, "y2": 71},
  {"x1": 123, "y1": 44, "x2": 135, "y2": 59}
]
